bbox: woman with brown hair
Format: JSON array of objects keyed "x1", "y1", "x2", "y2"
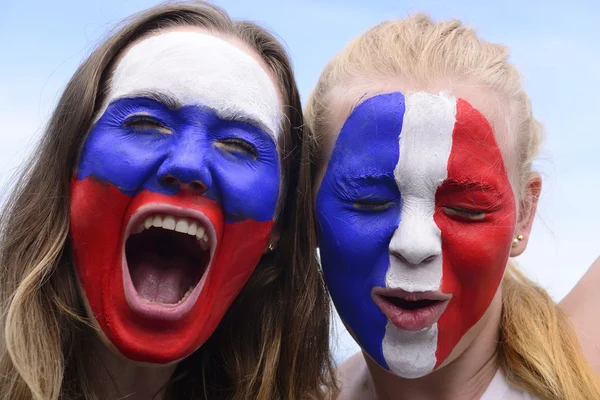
[
  {"x1": 0, "y1": 1, "x2": 334, "y2": 399},
  {"x1": 306, "y1": 14, "x2": 600, "y2": 399}
]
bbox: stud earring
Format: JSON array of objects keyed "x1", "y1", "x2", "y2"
[
  {"x1": 267, "y1": 242, "x2": 275, "y2": 252},
  {"x1": 512, "y1": 234, "x2": 524, "y2": 248}
]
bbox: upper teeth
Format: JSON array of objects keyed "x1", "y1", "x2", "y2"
[{"x1": 136, "y1": 214, "x2": 210, "y2": 250}]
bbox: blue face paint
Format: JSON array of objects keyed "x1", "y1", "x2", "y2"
[
  {"x1": 315, "y1": 92, "x2": 405, "y2": 368},
  {"x1": 78, "y1": 97, "x2": 280, "y2": 222},
  {"x1": 72, "y1": 96, "x2": 281, "y2": 363}
]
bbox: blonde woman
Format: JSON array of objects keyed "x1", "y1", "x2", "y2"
[
  {"x1": 0, "y1": 2, "x2": 334, "y2": 399},
  {"x1": 306, "y1": 14, "x2": 600, "y2": 399}
]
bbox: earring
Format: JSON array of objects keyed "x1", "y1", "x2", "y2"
[
  {"x1": 267, "y1": 242, "x2": 275, "y2": 252},
  {"x1": 511, "y1": 234, "x2": 524, "y2": 248}
]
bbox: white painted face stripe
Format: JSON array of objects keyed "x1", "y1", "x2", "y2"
[
  {"x1": 382, "y1": 91, "x2": 457, "y2": 378},
  {"x1": 382, "y1": 323, "x2": 438, "y2": 378},
  {"x1": 95, "y1": 31, "x2": 281, "y2": 139}
]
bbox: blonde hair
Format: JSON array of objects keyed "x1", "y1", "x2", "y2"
[
  {"x1": 0, "y1": 2, "x2": 335, "y2": 399},
  {"x1": 305, "y1": 14, "x2": 600, "y2": 400}
]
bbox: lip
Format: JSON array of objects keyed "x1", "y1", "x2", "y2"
[
  {"x1": 372, "y1": 287, "x2": 451, "y2": 331},
  {"x1": 121, "y1": 203, "x2": 217, "y2": 322}
]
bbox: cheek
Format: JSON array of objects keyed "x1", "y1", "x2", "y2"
[
  {"x1": 433, "y1": 202, "x2": 516, "y2": 367},
  {"x1": 316, "y1": 193, "x2": 400, "y2": 369},
  {"x1": 209, "y1": 147, "x2": 281, "y2": 222}
]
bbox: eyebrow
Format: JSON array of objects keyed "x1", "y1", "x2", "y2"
[
  {"x1": 338, "y1": 172, "x2": 396, "y2": 186},
  {"x1": 117, "y1": 90, "x2": 276, "y2": 138},
  {"x1": 443, "y1": 179, "x2": 501, "y2": 194},
  {"x1": 128, "y1": 90, "x2": 181, "y2": 109}
]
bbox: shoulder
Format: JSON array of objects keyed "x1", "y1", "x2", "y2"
[
  {"x1": 559, "y1": 255, "x2": 600, "y2": 374},
  {"x1": 335, "y1": 352, "x2": 371, "y2": 400}
]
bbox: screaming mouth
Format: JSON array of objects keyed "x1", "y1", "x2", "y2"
[{"x1": 126, "y1": 214, "x2": 212, "y2": 305}]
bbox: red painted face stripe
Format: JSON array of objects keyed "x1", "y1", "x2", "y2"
[
  {"x1": 433, "y1": 98, "x2": 516, "y2": 368},
  {"x1": 70, "y1": 176, "x2": 272, "y2": 363}
]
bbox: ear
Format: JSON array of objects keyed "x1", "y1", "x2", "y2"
[{"x1": 510, "y1": 172, "x2": 542, "y2": 257}]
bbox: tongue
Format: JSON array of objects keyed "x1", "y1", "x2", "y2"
[{"x1": 130, "y1": 253, "x2": 194, "y2": 304}]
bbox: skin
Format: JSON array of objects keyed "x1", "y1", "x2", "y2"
[
  {"x1": 75, "y1": 26, "x2": 283, "y2": 400},
  {"x1": 315, "y1": 78, "x2": 541, "y2": 400},
  {"x1": 560, "y1": 255, "x2": 600, "y2": 375}
]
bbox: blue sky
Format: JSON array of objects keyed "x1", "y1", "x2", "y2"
[{"x1": 1, "y1": 0, "x2": 599, "y2": 363}]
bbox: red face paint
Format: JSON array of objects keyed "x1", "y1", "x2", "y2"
[
  {"x1": 70, "y1": 177, "x2": 272, "y2": 363},
  {"x1": 433, "y1": 98, "x2": 516, "y2": 367}
]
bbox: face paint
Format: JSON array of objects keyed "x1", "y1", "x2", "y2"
[
  {"x1": 316, "y1": 91, "x2": 515, "y2": 378},
  {"x1": 70, "y1": 31, "x2": 281, "y2": 363}
]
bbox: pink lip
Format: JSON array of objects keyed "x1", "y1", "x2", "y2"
[
  {"x1": 121, "y1": 203, "x2": 217, "y2": 322},
  {"x1": 372, "y1": 287, "x2": 451, "y2": 331}
]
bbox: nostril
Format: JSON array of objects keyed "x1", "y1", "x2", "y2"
[
  {"x1": 188, "y1": 181, "x2": 207, "y2": 193},
  {"x1": 390, "y1": 249, "x2": 438, "y2": 265},
  {"x1": 160, "y1": 175, "x2": 178, "y2": 187},
  {"x1": 390, "y1": 250, "x2": 408, "y2": 264},
  {"x1": 422, "y1": 255, "x2": 438, "y2": 264}
]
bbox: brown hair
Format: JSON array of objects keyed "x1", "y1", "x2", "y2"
[
  {"x1": 0, "y1": 2, "x2": 335, "y2": 399},
  {"x1": 305, "y1": 13, "x2": 600, "y2": 400}
]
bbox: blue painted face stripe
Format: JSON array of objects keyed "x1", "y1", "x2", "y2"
[
  {"x1": 77, "y1": 97, "x2": 280, "y2": 222},
  {"x1": 316, "y1": 92, "x2": 406, "y2": 369}
]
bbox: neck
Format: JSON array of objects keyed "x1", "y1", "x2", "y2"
[
  {"x1": 364, "y1": 291, "x2": 502, "y2": 400},
  {"x1": 92, "y1": 336, "x2": 178, "y2": 400}
]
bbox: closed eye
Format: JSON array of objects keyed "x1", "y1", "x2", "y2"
[
  {"x1": 443, "y1": 207, "x2": 486, "y2": 220},
  {"x1": 353, "y1": 200, "x2": 395, "y2": 212},
  {"x1": 123, "y1": 115, "x2": 172, "y2": 134},
  {"x1": 215, "y1": 138, "x2": 258, "y2": 158}
]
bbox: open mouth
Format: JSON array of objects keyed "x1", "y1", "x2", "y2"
[
  {"x1": 383, "y1": 297, "x2": 442, "y2": 311},
  {"x1": 373, "y1": 288, "x2": 451, "y2": 331},
  {"x1": 125, "y1": 212, "x2": 213, "y2": 307}
]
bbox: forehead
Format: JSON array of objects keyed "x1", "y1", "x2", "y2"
[
  {"x1": 98, "y1": 30, "x2": 281, "y2": 138},
  {"x1": 324, "y1": 81, "x2": 510, "y2": 163},
  {"x1": 325, "y1": 91, "x2": 510, "y2": 189}
]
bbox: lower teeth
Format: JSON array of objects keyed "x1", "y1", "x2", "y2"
[{"x1": 176, "y1": 285, "x2": 195, "y2": 305}]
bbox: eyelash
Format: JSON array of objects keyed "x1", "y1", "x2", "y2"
[
  {"x1": 123, "y1": 116, "x2": 171, "y2": 134},
  {"x1": 353, "y1": 200, "x2": 395, "y2": 212},
  {"x1": 216, "y1": 138, "x2": 258, "y2": 158},
  {"x1": 443, "y1": 207, "x2": 487, "y2": 220}
]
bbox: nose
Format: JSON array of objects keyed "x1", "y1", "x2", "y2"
[
  {"x1": 389, "y1": 201, "x2": 441, "y2": 266},
  {"x1": 157, "y1": 146, "x2": 212, "y2": 194},
  {"x1": 159, "y1": 174, "x2": 208, "y2": 194}
]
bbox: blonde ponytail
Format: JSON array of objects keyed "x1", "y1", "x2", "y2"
[{"x1": 499, "y1": 261, "x2": 600, "y2": 399}]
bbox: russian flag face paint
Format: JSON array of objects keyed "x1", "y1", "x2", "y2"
[
  {"x1": 316, "y1": 91, "x2": 516, "y2": 378},
  {"x1": 70, "y1": 31, "x2": 281, "y2": 363}
]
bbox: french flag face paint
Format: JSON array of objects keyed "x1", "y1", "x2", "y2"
[
  {"x1": 316, "y1": 91, "x2": 516, "y2": 378},
  {"x1": 70, "y1": 31, "x2": 281, "y2": 364}
]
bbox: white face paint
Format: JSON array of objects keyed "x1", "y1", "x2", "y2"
[
  {"x1": 96, "y1": 30, "x2": 281, "y2": 139},
  {"x1": 318, "y1": 89, "x2": 515, "y2": 380},
  {"x1": 382, "y1": 92, "x2": 456, "y2": 378}
]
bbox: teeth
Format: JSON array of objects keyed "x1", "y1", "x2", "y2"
[
  {"x1": 176, "y1": 285, "x2": 195, "y2": 305},
  {"x1": 188, "y1": 221, "x2": 197, "y2": 236},
  {"x1": 132, "y1": 213, "x2": 210, "y2": 250},
  {"x1": 198, "y1": 237, "x2": 209, "y2": 251},
  {"x1": 175, "y1": 219, "x2": 188, "y2": 233},
  {"x1": 163, "y1": 216, "x2": 176, "y2": 230},
  {"x1": 196, "y1": 226, "x2": 205, "y2": 241}
]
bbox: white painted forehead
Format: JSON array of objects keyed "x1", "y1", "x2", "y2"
[{"x1": 98, "y1": 30, "x2": 281, "y2": 139}]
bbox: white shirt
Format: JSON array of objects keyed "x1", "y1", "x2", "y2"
[{"x1": 480, "y1": 370, "x2": 538, "y2": 400}]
